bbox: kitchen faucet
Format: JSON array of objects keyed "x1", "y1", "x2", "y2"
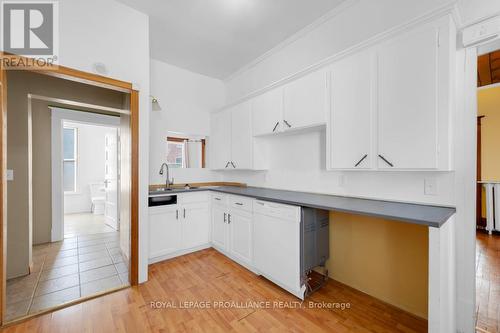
[{"x1": 159, "y1": 163, "x2": 174, "y2": 190}]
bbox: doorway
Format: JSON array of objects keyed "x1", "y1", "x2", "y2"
[
  {"x1": 3, "y1": 70, "x2": 135, "y2": 323},
  {"x1": 474, "y1": 49, "x2": 500, "y2": 333}
]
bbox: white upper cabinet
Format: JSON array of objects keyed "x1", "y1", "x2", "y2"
[
  {"x1": 376, "y1": 18, "x2": 452, "y2": 170},
  {"x1": 252, "y1": 87, "x2": 283, "y2": 136},
  {"x1": 210, "y1": 110, "x2": 231, "y2": 169},
  {"x1": 327, "y1": 16, "x2": 453, "y2": 171},
  {"x1": 231, "y1": 102, "x2": 253, "y2": 169},
  {"x1": 329, "y1": 50, "x2": 375, "y2": 170},
  {"x1": 210, "y1": 101, "x2": 256, "y2": 170},
  {"x1": 283, "y1": 70, "x2": 328, "y2": 131}
]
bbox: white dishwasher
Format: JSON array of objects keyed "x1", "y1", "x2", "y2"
[{"x1": 253, "y1": 200, "x2": 306, "y2": 299}]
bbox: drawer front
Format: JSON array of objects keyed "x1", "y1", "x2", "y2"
[
  {"x1": 211, "y1": 193, "x2": 227, "y2": 206},
  {"x1": 253, "y1": 200, "x2": 301, "y2": 222},
  {"x1": 228, "y1": 195, "x2": 253, "y2": 212},
  {"x1": 179, "y1": 191, "x2": 209, "y2": 204}
]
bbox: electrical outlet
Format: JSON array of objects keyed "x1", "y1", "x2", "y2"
[
  {"x1": 6, "y1": 169, "x2": 13, "y2": 181},
  {"x1": 424, "y1": 178, "x2": 437, "y2": 196}
]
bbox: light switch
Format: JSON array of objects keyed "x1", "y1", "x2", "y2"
[
  {"x1": 424, "y1": 178, "x2": 437, "y2": 196},
  {"x1": 7, "y1": 169, "x2": 13, "y2": 181}
]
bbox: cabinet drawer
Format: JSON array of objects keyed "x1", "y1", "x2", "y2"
[
  {"x1": 179, "y1": 192, "x2": 209, "y2": 204},
  {"x1": 253, "y1": 200, "x2": 301, "y2": 222},
  {"x1": 211, "y1": 193, "x2": 227, "y2": 206},
  {"x1": 228, "y1": 195, "x2": 253, "y2": 212}
]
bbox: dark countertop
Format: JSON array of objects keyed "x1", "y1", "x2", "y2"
[{"x1": 149, "y1": 186, "x2": 456, "y2": 228}]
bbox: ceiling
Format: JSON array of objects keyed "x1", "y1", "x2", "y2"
[
  {"x1": 116, "y1": 0, "x2": 347, "y2": 79},
  {"x1": 478, "y1": 50, "x2": 500, "y2": 87}
]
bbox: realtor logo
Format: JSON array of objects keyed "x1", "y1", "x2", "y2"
[{"x1": 1, "y1": 1, "x2": 58, "y2": 69}]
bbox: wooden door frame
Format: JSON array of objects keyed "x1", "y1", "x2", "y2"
[{"x1": 0, "y1": 55, "x2": 140, "y2": 325}]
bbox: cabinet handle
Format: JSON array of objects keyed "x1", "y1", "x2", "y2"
[
  {"x1": 225, "y1": 162, "x2": 230, "y2": 168},
  {"x1": 235, "y1": 202, "x2": 243, "y2": 206},
  {"x1": 224, "y1": 212, "x2": 227, "y2": 223},
  {"x1": 231, "y1": 161, "x2": 236, "y2": 168},
  {"x1": 354, "y1": 154, "x2": 368, "y2": 167},
  {"x1": 272, "y1": 122, "x2": 279, "y2": 132},
  {"x1": 176, "y1": 209, "x2": 178, "y2": 220},
  {"x1": 228, "y1": 214, "x2": 231, "y2": 224},
  {"x1": 183, "y1": 208, "x2": 186, "y2": 218},
  {"x1": 215, "y1": 198, "x2": 221, "y2": 201},
  {"x1": 378, "y1": 154, "x2": 394, "y2": 167},
  {"x1": 284, "y1": 120, "x2": 292, "y2": 128}
]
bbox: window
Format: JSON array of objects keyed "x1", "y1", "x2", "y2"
[
  {"x1": 166, "y1": 140, "x2": 185, "y2": 168},
  {"x1": 166, "y1": 136, "x2": 206, "y2": 169},
  {"x1": 63, "y1": 127, "x2": 77, "y2": 192}
]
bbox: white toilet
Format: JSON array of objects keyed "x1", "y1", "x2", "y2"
[{"x1": 89, "y1": 182, "x2": 106, "y2": 215}]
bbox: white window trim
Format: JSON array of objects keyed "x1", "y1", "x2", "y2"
[{"x1": 63, "y1": 126, "x2": 78, "y2": 194}]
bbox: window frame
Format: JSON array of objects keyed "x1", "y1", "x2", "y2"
[
  {"x1": 63, "y1": 126, "x2": 78, "y2": 194},
  {"x1": 166, "y1": 136, "x2": 206, "y2": 168}
]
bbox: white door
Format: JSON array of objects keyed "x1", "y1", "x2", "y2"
[
  {"x1": 252, "y1": 87, "x2": 283, "y2": 136},
  {"x1": 210, "y1": 110, "x2": 231, "y2": 169},
  {"x1": 330, "y1": 50, "x2": 374, "y2": 169},
  {"x1": 181, "y1": 203, "x2": 210, "y2": 249},
  {"x1": 149, "y1": 206, "x2": 181, "y2": 258},
  {"x1": 228, "y1": 210, "x2": 252, "y2": 265},
  {"x1": 283, "y1": 69, "x2": 328, "y2": 130},
  {"x1": 104, "y1": 131, "x2": 119, "y2": 229},
  {"x1": 211, "y1": 205, "x2": 227, "y2": 250},
  {"x1": 377, "y1": 24, "x2": 439, "y2": 169},
  {"x1": 231, "y1": 102, "x2": 253, "y2": 169}
]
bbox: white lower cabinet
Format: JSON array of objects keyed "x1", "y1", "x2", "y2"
[
  {"x1": 211, "y1": 193, "x2": 253, "y2": 267},
  {"x1": 228, "y1": 208, "x2": 253, "y2": 266},
  {"x1": 148, "y1": 192, "x2": 209, "y2": 262},
  {"x1": 149, "y1": 205, "x2": 182, "y2": 259}
]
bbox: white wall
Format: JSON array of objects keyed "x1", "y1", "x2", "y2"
[
  {"x1": 459, "y1": 0, "x2": 500, "y2": 25},
  {"x1": 58, "y1": 0, "x2": 150, "y2": 283},
  {"x1": 64, "y1": 123, "x2": 116, "y2": 215},
  {"x1": 149, "y1": 59, "x2": 225, "y2": 185}
]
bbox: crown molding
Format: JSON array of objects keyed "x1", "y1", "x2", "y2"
[{"x1": 216, "y1": 1, "x2": 458, "y2": 113}]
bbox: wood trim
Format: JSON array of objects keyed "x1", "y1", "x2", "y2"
[
  {"x1": 0, "y1": 64, "x2": 7, "y2": 327},
  {"x1": 0, "y1": 53, "x2": 133, "y2": 93},
  {"x1": 130, "y1": 90, "x2": 139, "y2": 286},
  {"x1": 0, "y1": 62, "x2": 140, "y2": 324}
]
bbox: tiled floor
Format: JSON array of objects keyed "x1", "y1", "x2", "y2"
[
  {"x1": 64, "y1": 213, "x2": 116, "y2": 238},
  {"x1": 5, "y1": 232, "x2": 129, "y2": 322},
  {"x1": 476, "y1": 232, "x2": 500, "y2": 333}
]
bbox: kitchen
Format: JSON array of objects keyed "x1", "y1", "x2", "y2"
[{"x1": 1, "y1": 1, "x2": 498, "y2": 332}]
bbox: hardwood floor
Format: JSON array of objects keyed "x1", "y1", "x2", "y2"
[
  {"x1": 2, "y1": 248, "x2": 427, "y2": 332},
  {"x1": 476, "y1": 232, "x2": 500, "y2": 333}
]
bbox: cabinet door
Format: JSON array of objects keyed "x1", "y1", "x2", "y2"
[
  {"x1": 231, "y1": 102, "x2": 253, "y2": 169},
  {"x1": 181, "y1": 203, "x2": 210, "y2": 249},
  {"x1": 148, "y1": 206, "x2": 181, "y2": 258},
  {"x1": 252, "y1": 87, "x2": 283, "y2": 136},
  {"x1": 283, "y1": 70, "x2": 328, "y2": 130},
  {"x1": 210, "y1": 110, "x2": 231, "y2": 169},
  {"x1": 377, "y1": 24, "x2": 440, "y2": 169},
  {"x1": 228, "y1": 210, "x2": 252, "y2": 265},
  {"x1": 211, "y1": 204, "x2": 227, "y2": 250},
  {"x1": 330, "y1": 50, "x2": 374, "y2": 169}
]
